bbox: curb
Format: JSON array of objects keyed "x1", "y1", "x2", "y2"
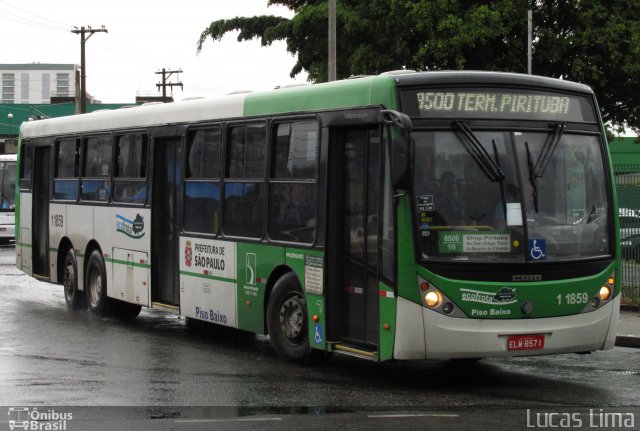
[{"x1": 615, "y1": 335, "x2": 640, "y2": 349}]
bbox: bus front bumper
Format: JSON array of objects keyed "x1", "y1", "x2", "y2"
[{"x1": 393, "y1": 295, "x2": 620, "y2": 360}]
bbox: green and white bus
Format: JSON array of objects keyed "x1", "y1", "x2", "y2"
[
  {"x1": 0, "y1": 153, "x2": 17, "y2": 244},
  {"x1": 15, "y1": 71, "x2": 620, "y2": 363}
]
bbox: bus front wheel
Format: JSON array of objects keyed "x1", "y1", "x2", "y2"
[
  {"x1": 85, "y1": 250, "x2": 111, "y2": 316},
  {"x1": 266, "y1": 272, "x2": 327, "y2": 364},
  {"x1": 63, "y1": 249, "x2": 84, "y2": 310}
]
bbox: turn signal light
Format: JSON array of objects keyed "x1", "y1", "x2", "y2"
[
  {"x1": 608, "y1": 277, "x2": 615, "y2": 286},
  {"x1": 420, "y1": 282, "x2": 430, "y2": 291},
  {"x1": 599, "y1": 286, "x2": 612, "y2": 301},
  {"x1": 425, "y1": 291, "x2": 442, "y2": 308}
]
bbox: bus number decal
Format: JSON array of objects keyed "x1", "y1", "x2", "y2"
[
  {"x1": 556, "y1": 292, "x2": 589, "y2": 306},
  {"x1": 51, "y1": 214, "x2": 64, "y2": 228}
]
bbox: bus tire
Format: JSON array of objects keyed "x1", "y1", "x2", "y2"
[
  {"x1": 85, "y1": 250, "x2": 112, "y2": 316},
  {"x1": 266, "y1": 272, "x2": 327, "y2": 364},
  {"x1": 63, "y1": 249, "x2": 84, "y2": 310}
]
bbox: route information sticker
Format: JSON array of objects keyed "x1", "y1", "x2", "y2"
[{"x1": 439, "y1": 232, "x2": 511, "y2": 253}]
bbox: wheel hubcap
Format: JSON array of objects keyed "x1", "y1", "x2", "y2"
[
  {"x1": 64, "y1": 263, "x2": 74, "y2": 299},
  {"x1": 278, "y1": 294, "x2": 305, "y2": 341},
  {"x1": 89, "y1": 266, "x2": 102, "y2": 307}
]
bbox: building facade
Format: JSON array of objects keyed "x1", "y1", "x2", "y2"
[{"x1": 1, "y1": 63, "x2": 79, "y2": 104}]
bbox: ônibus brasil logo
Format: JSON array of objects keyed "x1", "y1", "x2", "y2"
[
  {"x1": 8, "y1": 407, "x2": 73, "y2": 430},
  {"x1": 116, "y1": 214, "x2": 145, "y2": 239}
]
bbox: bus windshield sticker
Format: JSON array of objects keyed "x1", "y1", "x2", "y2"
[
  {"x1": 304, "y1": 255, "x2": 324, "y2": 295},
  {"x1": 528, "y1": 239, "x2": 547, "y2": 260},
  {"x1": 506, "y1": 202, "x2": 523, "y2": 226},
  {"x1": 416, "y1": 195, "x2": 435, "y2": 212},
  {"x1": 439, "y1": 231, "x2": 511, "y2": 253}
]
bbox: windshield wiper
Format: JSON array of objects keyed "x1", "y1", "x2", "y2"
[
  {"x1": 492, "y1": 139, "x2": 508, "y2": 220},
  {"x1": 454, "y1": 121, "x2": 505, "y2": 182},
  {"x1": 525, "y1": 141, "x2": 539, "y2": 213},
  {"x1": 534, "y1": 123, "x2": 565, "y2": 178}
]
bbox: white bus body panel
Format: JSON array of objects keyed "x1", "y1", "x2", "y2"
[
  {"x1": 419, "y1": 295, "x2": 620, "y2": 359},
  {"x1": 112, "y1": 248, "x2": 149, "y2": 306},
  {"x1": 18, "y1": 192, "x2": 32, "y2": 273},
  {"x1": 92, "y1": 206, "x2": 151, "y2": 302},
  {"x1": 393, "y1": 295, "x2": 619, "y2": 360},
  {"x1": 178, "y1": 236, "x2": 237, "y2": 328},
  {"x1": 393, "y1": 297, "x2": 427, "y2": 359},
  {"x1": 48, "y1": 203, "x2": 67, "y2": 283}
]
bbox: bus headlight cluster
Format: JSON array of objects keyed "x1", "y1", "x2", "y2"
[
  {"x1": 417, "y1": 276, "x2": 465, "y2": 318},
  {"x1": 583, "y1": 273, "x2": 615, "y2": 313}
]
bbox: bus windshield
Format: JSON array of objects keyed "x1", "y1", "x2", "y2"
[
  {"x1": 413, "y1": 128, "x2": 610, "y2": 262},
  {"x1": 0, "y1": 161, "x2": 16, "y2": 211}
]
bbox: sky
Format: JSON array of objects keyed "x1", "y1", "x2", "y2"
[{"x1": 0, "y1": 0, "x2": 309, "y2": 103}]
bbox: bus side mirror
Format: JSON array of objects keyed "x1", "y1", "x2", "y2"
[
  {"x1": 381, "y1": 110, "x2": 414, "y2": 190},
  {"x1": 391, "y1": 135, "x2": 414, "y2": 190}
]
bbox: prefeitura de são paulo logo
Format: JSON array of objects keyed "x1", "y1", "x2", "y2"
[{"x1": 185, "y1": 240, "x2": 193, "y2": 267}]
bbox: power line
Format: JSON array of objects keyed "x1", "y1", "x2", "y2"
[
  {"x1": 0, "y1": 11, "x2": 68, "y2": 32},
  {"x1": 0, "y1": 0, "x2": 71, "y2": 28}
]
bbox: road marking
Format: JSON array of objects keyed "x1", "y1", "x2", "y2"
[
  {"x1": 175, "y1": 417, "x2": 282, "y2": 424},
  {"x1": 368, "y1": 413, "x2": 459, "y2": 418}
]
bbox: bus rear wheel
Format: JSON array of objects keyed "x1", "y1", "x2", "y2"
[
  {"x1": 85, "y1": 250, "x2": 112, "y2": 316},
  {"x1": 266, "y1": 272, "x2": 327, "y2": 364},
  {"x1": 63, "y1": 249, "x2": 84, "y2": 310}
]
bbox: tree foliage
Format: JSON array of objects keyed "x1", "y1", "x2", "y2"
[{"x1": 198, "y1": 0, "x2": 640, "y2": 131}]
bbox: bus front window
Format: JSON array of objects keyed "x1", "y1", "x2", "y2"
[{"x1": 413, "y1": 130, "x2": 610, "y2": 262}]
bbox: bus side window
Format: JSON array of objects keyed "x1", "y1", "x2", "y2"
[
  {"x1": 184, "y1": 127, "x2": 221, "y2": 234},
  {"x1": 82, "y1": 135, "x2": 112, "y2": 202},
  {"x1": 223, "y1": 123, "x2": 266, "y2": 238},
  {"x1": 53, "y1": 138, "x2": 80, "y2": 201},
  {"x1": 19, "y1": 142, "x2": 32, "y2": 190},
  {"x1": 268, "y1": 120, "x2": 319, "y2": 243},
  {"x1": 113, "y1": 133, "x2": 148, "y2": 204}
]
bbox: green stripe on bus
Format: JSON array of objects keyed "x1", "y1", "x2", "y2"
[
  {"x1": 105, "y1": 258, "x2": 150, "y2": 269},
  {"x1": 17, "y1": 242, "x2": 32, "y2": 248},
  {"x1": 179, "y1": 270, "x2": 236, "y2": 284}
]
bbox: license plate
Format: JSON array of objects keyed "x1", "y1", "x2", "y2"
[{"x1": 507, "y1": 334, "x2": 545, "y2": 351}]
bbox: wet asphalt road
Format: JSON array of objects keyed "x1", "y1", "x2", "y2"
[{"x1": 0, "y1": 246, "x2": 638, "y2": 430}]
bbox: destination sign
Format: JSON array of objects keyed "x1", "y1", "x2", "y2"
[{"x1": 401, "y1": 89, "x2": 595, "y2": 122}]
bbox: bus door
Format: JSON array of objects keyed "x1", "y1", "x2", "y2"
[
  {"x1": 151, "y1": 136, "x2": 182, "y2": 306},
  {"x1": 32, "y1": 146, "x2": 51, "y2": 278},
  {"x1": 328, "y1": 126, "x2": 381, "y2": 350}
]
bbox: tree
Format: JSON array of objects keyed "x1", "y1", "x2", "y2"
[{"x1": 198, "y1": 0, "x2": 640, "y2": 132}]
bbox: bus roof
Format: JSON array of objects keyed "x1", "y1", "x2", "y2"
[{"x1": 19, "y1": 71, "x2": 593, "y2": 139}]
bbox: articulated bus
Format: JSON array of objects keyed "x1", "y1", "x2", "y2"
[
  {"x1": 15, "y1": 71, "x2": 620, "y2": 363},
  {"x1": 0, "y1": 153, "x2": 16, "y2": 243}
]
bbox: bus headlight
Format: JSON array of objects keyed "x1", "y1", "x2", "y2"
[
  {"x1": 425, "y1": 291, "x2": 442, "y2": 308},
  {"x1": 598, "y1": 285, "x2": 612, "y2": 301}
]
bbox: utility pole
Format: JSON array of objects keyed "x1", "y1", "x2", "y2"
[
  {"x1": 527, "y1": 10, "x2": 533, "y2": 74},
  {"x1": 328, "y1": 0, "x2": 336, "y2": 81},
  {"x1": 71, "y1": 25, "x2": 108, "y2": 114},
  {"x1": 156, "y1": 68, "x2": 183, "y2": 103}
]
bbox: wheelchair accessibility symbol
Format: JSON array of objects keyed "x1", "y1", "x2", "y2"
[
  {"x1": 314, "y1": 324, "x2": 323, "y2": 343},
  {"x1": 528, "y1": 239, "x2": 547, "y2": 261}
]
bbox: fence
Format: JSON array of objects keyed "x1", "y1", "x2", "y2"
[{"x1": 614, "y1": 164, "x2": 640, "y2": 305}]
